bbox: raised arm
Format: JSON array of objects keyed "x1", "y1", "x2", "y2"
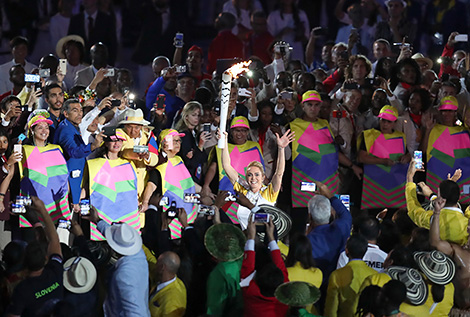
[
  {"x1": 31, "y1": 197, "x2": 62, "y2": 257},
  {"x1": 429, "y1": 196, "x2": 454, "y2": 255},
  {"x1": 220, "y1": 131, "x2": 239, "y2": 185},
  {"x1": 271, "y1": 129, "x2": 294, "y2": 192}
]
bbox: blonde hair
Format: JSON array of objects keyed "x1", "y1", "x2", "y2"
[
  {"x1": 175, "y1": 101, "x2": 203, "y2": 132},
  {"x1": 247, "y1": 161, "x2": 265, "y2": 175}
]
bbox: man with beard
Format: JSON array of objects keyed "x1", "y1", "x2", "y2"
[{"x1": 44, "y1": 83, "x2": 65, "y2": 142}]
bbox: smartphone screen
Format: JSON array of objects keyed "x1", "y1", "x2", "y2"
[
  {"x1": 340, "y1": 195, "x2": 350, "y2": 211},
  {"x1": 414, "y1": 151, "x2": 423, "y2": 169},
  {"x1": 301, "y1": 182, "x2": 316, "y2": 192},
  {"x1": 24, "y1": 74, "x2": 40, "y2": 83},
  {"x1": 13, "y1": 144, "x2": 22, "y2": 154},
  {"x1": 59, "y1": 59, "x2": 67, "y2": 75},
  {"x1": 253, "y1": 213, "x2": 270, "y2": 223},
  {"x1": 463, "y1": 185, "x2": 470, "y2": 194}
]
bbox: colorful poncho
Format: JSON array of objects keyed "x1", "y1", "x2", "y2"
[
  {"x1": 290, "y1": 118, "x2": 339, "y2": 208},
  {"x1": 156, "y1": 156, "x2": 198, "y2": 239},
  {"x1": 360, "y1": 129, "x2": 407, "y2": 209},
  {"x1": 19, "y1": 144, "x2": 70, "y2": 227},
  {"x1": 212, "y1": 141, "x2": 264, "y2": 224},
  {"x1": 86, "y1": 157, "x2": 140, "y2": 241},
  {"x1": 426, "y1": 124, "x2": 470, "y2": 204}
]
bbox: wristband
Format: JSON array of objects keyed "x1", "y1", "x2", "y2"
[{"x1": 0, "y1": 193, "x2": 5, "y2": 196}]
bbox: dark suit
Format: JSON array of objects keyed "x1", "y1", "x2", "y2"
[
  {"x1": 68, "y1": 10, "x2": 117, "y2": 65},
  {"x1": 132, "y1": 2, "x2": 186, "y2": 65}
]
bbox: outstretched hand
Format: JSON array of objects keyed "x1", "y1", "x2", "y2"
[
  {"x1": 447, "y1": 169, "x2": 462, "y2": 182},
  {"x1": 276, "y1": 129, "x2": 295, "y2": 148}
]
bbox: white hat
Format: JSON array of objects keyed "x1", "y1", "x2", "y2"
[
  {"x1": 118, "y1": 108, "x2": 150, "y2": 126},
  {"x1": 63, "y1": 257, "x2": 97, "y2": 294},
  {"x1": 56, "y1": 35, "x2": 85, "y2": 59},
  {"x1": 414, "y1": 251, "x2": 455, "y2": 285},
  {"x1": 105, "y1": 223, "x2": 142, "y2": 256}
]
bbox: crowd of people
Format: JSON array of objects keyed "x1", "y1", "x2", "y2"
[{"x1": 1, "y1": 0, "x2": 470, "y2": 316}]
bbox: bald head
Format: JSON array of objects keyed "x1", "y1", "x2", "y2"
[{"x1": 158, "y1": 251, "x2": 180, "y2": 275}]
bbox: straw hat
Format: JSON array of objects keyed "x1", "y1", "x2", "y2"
[
  {"x1": 275, "y1": 281, "x2": 320, "y2": 307},
  {"x1": 252, "y1": 204, "x2": 292, "y2": 241},
  {"x1": 387, "y1": 266, "x2": 428, "y2": 306},
  {"x1": 63, "y1": 256, "x2": 97, "y2": 294},
  {"x1": 56, "y1": 35, "x2": 85, "y2": 59},
  {"x1": 204, "y1": 223, "x2": 246, "y2": 262},
  {"x1": 118, "y1": 108, "x2": 150, "y2": 126},
  {"x1": 414, "y1": 251, "x2": 455, "y2": 285}
]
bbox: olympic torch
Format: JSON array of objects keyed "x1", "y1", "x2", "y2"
[{"x1": 218, "y1": 61, "x2": 252, "y2": 149}]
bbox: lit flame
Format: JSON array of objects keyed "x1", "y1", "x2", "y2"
[{"x1": 227, "y1": 61, "x2": 252, "y2": 78}]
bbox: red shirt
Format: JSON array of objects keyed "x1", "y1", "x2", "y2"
[
  {"x1": 241, "y1": 248, "x2": 289, "y2": 317},
  {"x1": 207, "y1": 30, "x2": 244, "y2": 74},
  {"x1": 439, "y1": 44, "x2": 461, "y2": 78},
  {"x1": 245, "y1": 30, "x2": 274, "y2": 65}
]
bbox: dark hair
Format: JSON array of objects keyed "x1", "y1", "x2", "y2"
[
  {"x1": 24, "y1": 241, "x2": 47, "y2": 271},
  {"x1": 194, "y1": 87, "x2": 213, "y2": 106},
  {"x1": 3, "y1": 241, "x2": 26, "y2": 272},
  {"x1": 62, "y1": 39, "x2": 85, "y2": 63},
  {"x1": 403, "y1": 87, "x2": 432, "y2": 113},
  {"x1": 9, "y1": 64, "x2": 24, "y2": 77},
  {"x1": 356, "y1": 285, "x2": 382, "y2": 316},
  {"x1": 393, "y1": 208, "x2": 417, "y2": 237},
  {"x1": 439, "y1": 180, "x2": 460, "y2": 206},
  {"x1": 346, "y1": 234, "x2": 368, "y2": 259},
  {"x1": 1, "y1": 95, "x2": 21, "y2": 112},
  {"x1": 285, "y1": 234, "x2": 316, "y2": 269},
  {"x1": 346, "y1": 55, "x2": 372, "y2": 80},
  {"x1": 44, "y1": 83, "x2": 63, "y2": 99},
  {"x1": 255, "y1": 262, "x2": 285, "y2": 298},
  {"x1": 375, "y1": 57, "x2": 395, "y2": 80},
  {"x1": 358, "y1": 217, "x2": 380, "y2": 241},
  {"x1": 10, "y1": 36, "x2": 28, "y2": 49},
  {"x1": 276, "y1": 71, "x2": 293, "y2": 89},
  {"x1": 390, "y1": 58, "x2": 422, "y2": 90},
  {"x1": 388, "y1": 245, "x2": 415, "y2": 268},
  {"x1": 408, "y1": 227, "x2": 433, "y2": 252},
  {"x1": 377, "y1": 219, "x2": 401, "y2": 253},
  {"x1": 381, "y1": 280, "x2": 407, "y2": 315},
  {"x1": 62, "y1": 98, "x2": 81, "y2": 114}
]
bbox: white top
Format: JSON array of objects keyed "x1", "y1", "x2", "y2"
[
  {"x1": 336, "y1": 243, "x2": 388, "y2": 272},
  {"x1": 267, "y1": 10, "x2": 310, "y2": 61},
  {"x1": 222, "y1": 0, "x2": 263, "y2": 36},
  {"x1": 49, "y1": 13, "x2": 71, "y2": 50}
]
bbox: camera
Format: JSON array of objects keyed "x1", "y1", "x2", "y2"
[
  {"x1": 80, "y1": 199, "x2": 90, "y2": 216},
  {"x1": 252, "y1": 212, "x2": 270, "y2": 223},
  {"x1": 198, "y1": 205, "x2": 215, "y2": 216},
  {"x1": 184, "y1": 193, "x2": 200, "y2": 204},
  {"x1": 332, "y1": 110, "x2": 347, "y2": 119},
  {"x1": 133, "y1": 145, "x2": 149, "y2": 154},
  {"x1": 167, "y1": 201, "x2": 177, "y2": 219},
  {"x1": 110, "y1": 99, "x2": 121, "y2": 108},
  {"x1": 58, "y1": 219, "x2": 71, "y2": 230},
  {"x1": 104, "y1": 68, "x2": 115, "y2": 77},
  {"x1": 39, "y1": 68, "x2": 50, "y2": 78},
  {"x1": 300, "y1": 182, "x2": 316, "y2": 192},
  {"x1": 155, "y1": 94, "x2": 165, "y2": 110}
]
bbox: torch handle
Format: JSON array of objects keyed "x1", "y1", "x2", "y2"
[{"x1": 218, "y1": 71, "x2": 231, "y2": 149}]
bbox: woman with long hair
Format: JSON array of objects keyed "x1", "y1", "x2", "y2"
[{"x1": 175, "y1": 101, "x2": 210, "y2": 187}]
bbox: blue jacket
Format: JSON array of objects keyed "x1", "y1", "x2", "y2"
[
  {"x1": 145, "y1": 76, "x2": 185, "y2": 128},
  {"x1": 54, "y1": 119, "x2": 91, "y2": 204},
  {"x1": 307, "y1": 197, "x2": 352, "y2": 283}
]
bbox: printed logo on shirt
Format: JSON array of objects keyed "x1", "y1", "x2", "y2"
[
  {"x1": 366, "y1": 260, "x2": 384, "y2": 269},
  {"x1": 34, "y1": 282, "x2": 60, "y2": 299}
]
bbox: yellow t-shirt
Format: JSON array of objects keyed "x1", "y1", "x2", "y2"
[
  {"x1": 287, "y1": 262, "x2": 323, "y2": 315},
  {"x1": 232, "y1": 181, "x2": 279, "y2": 204}
]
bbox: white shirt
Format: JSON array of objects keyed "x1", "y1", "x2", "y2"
[
  {"x1": 336, "y1": 243, "x2": 387, "y2": 272},
  {"x1": 64, "y1": 61, "x2": 87, "y2": 90},
  {"x1": 49, "y1": 13, "x2": 71, "y2": 49},
  {"x1": 156, "y1": 276, "x2": 176, "y2": 293}
]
